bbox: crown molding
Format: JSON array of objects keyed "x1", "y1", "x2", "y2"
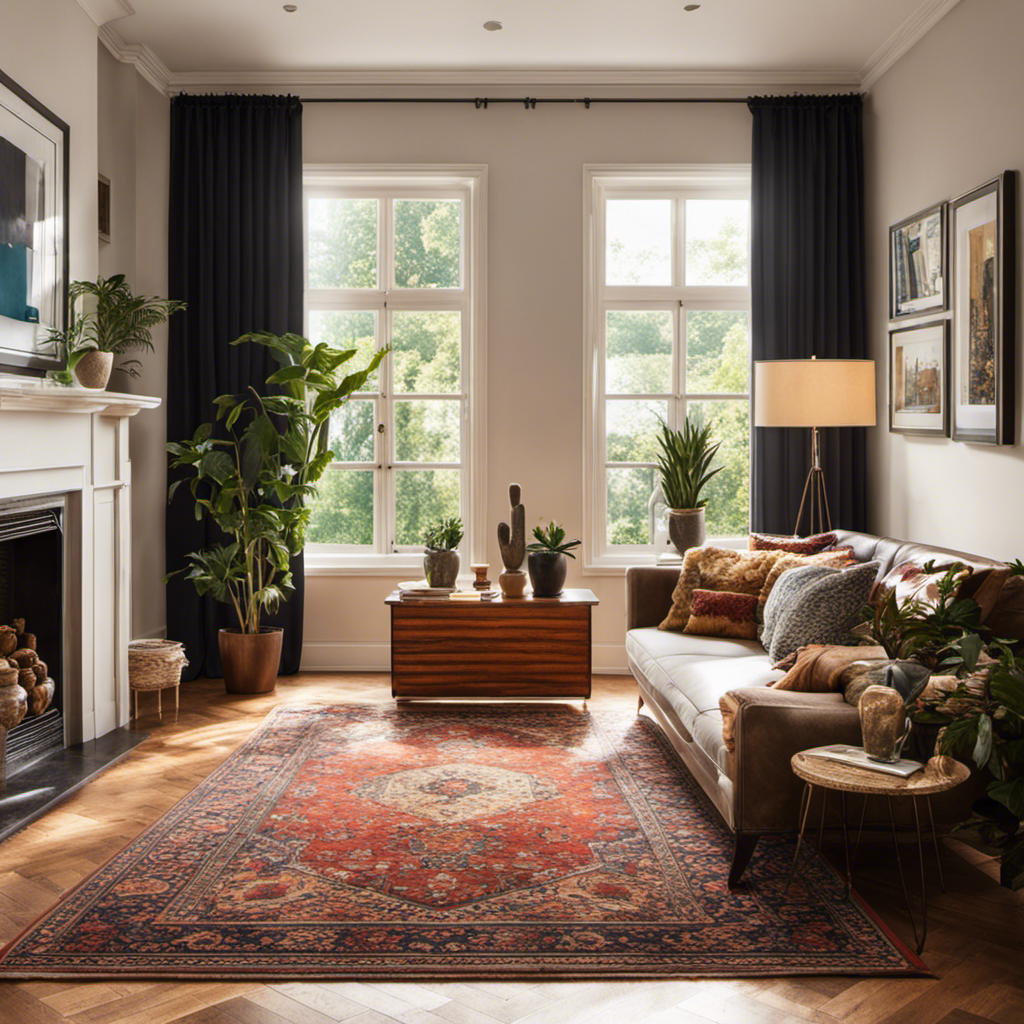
[
  {"x1": 860, "y1": 0, "x2": 964, "y2": 89},
  {"x1": 98, "y1": 25, "x2": 172, "y2": 95},
  {"x1": 75, "y1": 0, "x2": 134, "y2": 26}
]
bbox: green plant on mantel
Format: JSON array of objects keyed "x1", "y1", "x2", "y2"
[
  {"x1": 166, "y1": 331, "x2": 388, "y2": 634},
  {"x1": 654, "y1": 418, "x2": 723, "y2": 511}
]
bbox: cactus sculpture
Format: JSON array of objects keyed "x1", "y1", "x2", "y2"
[{"x1": 497, "y1": 484, "x2": 527, "y2": 597}]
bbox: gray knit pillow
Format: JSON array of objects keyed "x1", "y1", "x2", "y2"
[
  {"x1": 760, "y1": 564, "x2": 837, "y2": 647},
  {"x1": 765, "y1": 561, "x2": 880, "y2": 664}
]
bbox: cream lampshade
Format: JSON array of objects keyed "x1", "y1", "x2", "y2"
[{"x1": 753, "y1": 357, "x2": 876, "y2": 535}]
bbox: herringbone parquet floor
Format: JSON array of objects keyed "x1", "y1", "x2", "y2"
[{"x1": 1, "y1": 673, "x2": 1022, "y2": 1024}]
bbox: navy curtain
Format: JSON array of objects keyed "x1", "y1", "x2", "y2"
[
  {"x1": 166, "y1": 94, "x2": 304, "y2": 679},
  {"x1": 748, "y1": 94, "x2": 868, "y2": 535}
]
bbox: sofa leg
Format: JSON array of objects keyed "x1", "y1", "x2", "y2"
[
  {"x1": 728, "y1": 834, "x2": 760, "y2": 888},
  {"x1": 637, "y1": 694, "x2": 644, "y2": 712}
]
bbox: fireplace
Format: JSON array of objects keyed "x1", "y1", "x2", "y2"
[{"x1": 0, "y1": 498, "x2": 65, "y2": 774}]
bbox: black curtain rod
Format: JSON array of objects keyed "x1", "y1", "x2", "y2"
[{"x1": 301, "y1": 96, "x2": 748, "y2": 108}]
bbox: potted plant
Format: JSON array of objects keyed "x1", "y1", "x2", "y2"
[
  {"x1": 166, "y1": 331, "x2": 387, "y2": 693},
  {"x1": 46, "y1": 274, "x2": 186, "y2": 389},
  {"x1": 423, "y1": 514, "x2": 463, "y2": 588},
  {"x1": 526, "y1": 521, "x2": 581, "y2": 598},
  {"x1": 654, "y1": 418, "x2": 723, "y2": 556}
]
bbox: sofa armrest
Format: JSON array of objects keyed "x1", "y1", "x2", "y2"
[
  {"x1": 625, "y1": 566, "x2": 680, "y2": 630},
  {"x1": 730, "y1": 687, "x2": 862, "y2": 835}
]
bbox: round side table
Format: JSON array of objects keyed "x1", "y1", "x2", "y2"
[{"x1": 788, "y1": 749, "x2": 969, "y2": 953}]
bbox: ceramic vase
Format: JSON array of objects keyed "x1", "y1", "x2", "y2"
[
  {"x1": 527, "y1": 551, "x2": 567, "y2": 598},
  {"x1": 74, "y1": 351, "x2": 114, "y2": 390},
  {"x1": 423, "y1": 549, "x2": 460, "y2": 588},
  {"x1": 218, "y1": 627, "x2": 283, "y2": 695},
  {"x1": 667, "y1": 507, "x2": 705, "y2": 556},
  {"x1": 859, "y1": 684, "x2": 911, "y2": 763}
]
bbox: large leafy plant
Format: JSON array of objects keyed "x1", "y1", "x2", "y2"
[
  {"x1": 655, "y1": 419, "x2": 723, "y2": 511},
  {"x1": 166, "y1": 331, "x2": 387, "y2": 634},
  {"x1": 47, "y1": 274, "x2": 186, "y2": 379}
]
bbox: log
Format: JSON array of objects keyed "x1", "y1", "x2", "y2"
[
  {"x1": 10, "y1": 649, "x2": 37, "y2": 668},
  {"x1": 27, "y1": 679, "x2": 54, "y2": 716},
  {"x1": 32, "y1": 661, "x2": 47, "y2": 681},
  {"x1": 0, "y1": 627, "x2": 16, "y2": 657},
  {"x1": 21, "y1": 633, "x2": 36, "y2": 651}
]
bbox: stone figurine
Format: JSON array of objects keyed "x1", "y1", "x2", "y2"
[{"x1": 497, "y1": 484, "x2": 527, "y2": 598}]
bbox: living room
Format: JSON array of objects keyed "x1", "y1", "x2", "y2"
[{"x1": 0, "y1": 0, "x2": 1022, "y2": 1020}]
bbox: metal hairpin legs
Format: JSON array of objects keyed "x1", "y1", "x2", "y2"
[
  {"x1": 886, "y1": 795, "x2": 927, "y2": 954},
  {"x1": 785, "y1": 782, "x2": 813, "y2": 895}
]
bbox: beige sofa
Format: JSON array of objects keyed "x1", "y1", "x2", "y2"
[{"x1": 625, "y1": 529, "x2": 1021, "y2": 886}]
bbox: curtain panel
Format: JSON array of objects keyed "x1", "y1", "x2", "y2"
[
  {"x1": 166, "y1": 94, "x2": 305, "y2": 679},
  {"x1": 748, "y1": 94, "x2": 868, "y2": 536}
]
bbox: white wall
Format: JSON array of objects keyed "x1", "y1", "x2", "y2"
[{"x1": 865, "y1": 0, "x2": 1024, "y2": 561}]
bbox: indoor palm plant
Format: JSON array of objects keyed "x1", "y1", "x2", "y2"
[
  {"x1": 526, "y1": 521, "x2": 581, "y2": 598},
  {"x1": 166, "y1": 331, "x2": 387, "y2": 693},
  {"x1": 654, "y1": 418, "x2": 723, "y2": 555},
  {"x1": 47, "y1": 274, "x2": 186, "y2": 389},
  {"x1": 422, "y1": 514, "x2": 463, "y2": 588}
]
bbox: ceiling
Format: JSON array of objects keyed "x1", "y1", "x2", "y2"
[{"x1": 84, "y1": 0, "x2": 962, "y2": 90}]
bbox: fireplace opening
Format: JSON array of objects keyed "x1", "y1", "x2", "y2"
[{"x1": 0, "y1": 500, "x2": 64, "y2": 775}]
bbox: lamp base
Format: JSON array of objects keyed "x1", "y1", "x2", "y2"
[{"x1": 792, "y1": 426, "x2": 832, "y2": 536}]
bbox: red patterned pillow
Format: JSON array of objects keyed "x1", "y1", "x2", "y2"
[
  {"x1": 749, "y1": 531, "x2": 838, "y2": 554},
  {"x1": 684, "y1": 589, "x2": 759, "y2": 640}
]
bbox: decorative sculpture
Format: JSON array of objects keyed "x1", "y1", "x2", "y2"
[{"x1": 497, "y1": 484, "x2": 527, "y2": 598}]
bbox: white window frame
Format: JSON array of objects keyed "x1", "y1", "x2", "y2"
[
  {"x1": 583, "y1": 165, "x2": 752, "y2": 573},
  {"x1": 303, "y1": 165, "x2": 487, "y2": 576}
]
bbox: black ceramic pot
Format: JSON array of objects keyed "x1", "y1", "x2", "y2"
[{"x1": 527, "y1": 550, "x2": 567, "y2": 597}]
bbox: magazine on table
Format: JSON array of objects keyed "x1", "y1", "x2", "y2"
[{"x1": 804, "y1": 745, "x2": 924, "y2": 777}]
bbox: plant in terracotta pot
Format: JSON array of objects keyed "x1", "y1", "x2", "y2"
[
  {"x1": 526, "y1": 521, "x2": 581, "y2": 598},
  {"x1": 46, "y1": 274, "x2": 186, "y2": 389},
  {"x1": 166, "y1": 331, "x2": 387, "y2": 694},
  {"x1": 422, "y1": 515, "x2": 463, "y2": 588},
  {"x1": 654, "y1": 418, "x2": 723, "y2": 556}
]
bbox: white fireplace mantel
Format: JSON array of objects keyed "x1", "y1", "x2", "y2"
[{"x1": 0, "y1": 379, "x2": 160, "y2": 417}]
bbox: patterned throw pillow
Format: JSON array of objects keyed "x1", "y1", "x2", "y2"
[
  {"x1": 870, "y1": 561, "x2": 970, "y2": 611},
  {"x1": 684, "y1": 589, "x2": 759, "y2": 640},
  {"x1": 760, "y1": 564, "x2": 837, "y2": 647},
  {"x1": 765, "y1": 561, "x2": 880, "y2": 664},
  {"x1": 749, "y1": 531, "x2": 838, "y2": 554}
]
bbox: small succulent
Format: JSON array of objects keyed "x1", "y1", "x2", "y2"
[
  {"x1": 423, "y1": 515, "x2": 463, "y2": 552},
  {"x1": 527, "y1": 522, "x2": 581, "y2": 559}
]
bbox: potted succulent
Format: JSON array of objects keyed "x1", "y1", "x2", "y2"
[
  {"x1": 423, "y1": 514, "x2": 463, "y2": 588},
  {"x1": 526, "y1": 521, "x2": 581, "y2": 598},
  {"x1": 654, "y1": 419, "x2": 723, "y2": 556},
  {"x1": 46, "y1": 274, "x2": 186, "y2": 389},
  {"x1": 166, "y1": 331, "x2": 387, "y2": 694}
]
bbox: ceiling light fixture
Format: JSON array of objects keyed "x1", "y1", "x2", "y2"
[
  {"x1": 684, "y1": 4, "x2": 701, "y2": 9},
  {"x1": 283, "y1": 4, "x2": 297, "y2": 11},
  {"x1": 483, "y1": 21, "x2": 503, "y2": 32}
]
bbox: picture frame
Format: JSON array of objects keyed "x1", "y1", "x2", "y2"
[
  {"x1": 0, "y1": 67, "x2": 68, "y2": 374},
  {"x1": 890, "y1": 202, "x2": 947, "y2": 320},
  {"x1": 949, "y1": 171, "x2": 1016, "y2": 445},
  {"x1": 889, "y1": 319, "x2": 949, "y2": 436},
  {"x1": 98, "y1": 174, "x2": 110, "y2": 243}
]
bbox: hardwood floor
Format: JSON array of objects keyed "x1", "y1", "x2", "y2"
[{"x1": 1, "y1": 673, "x2": 1022, "y2": 1024}]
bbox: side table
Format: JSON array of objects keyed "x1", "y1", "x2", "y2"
[{"x1": 788, "y1": 748, "x2": 969, "y2": 953}]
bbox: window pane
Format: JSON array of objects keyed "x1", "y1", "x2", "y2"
[
  {"x1": 309, "y1": 310, "x2": 378, "y2": 392},
  {"x1": 307, "y1": 469, "x2": 374, "y2": 546},
  {"x1": 606, "y1": 466, "x2": 657, "y2": 546},
  {"x1": 606, "y1": 310, "x2": 672, "y2": 394},
  {"x1": 685, "y1": 310, "x2": 750, "y2": 394},
  {"x1": 685, "y1": 199, "x2": 749, "y2": 286},
  {"x1": 394, "y1": 199, "x2": 462, "y2": 289},
  {"x1": 327, "y1": 399, "x2": 375, "y2": 463},
  {"x1": 308, "y1": 198, "x2": 377, "y2": 289},
  {"x1": 606, "y1": 199, "x2": 672, "y2": 285},
  {"x1": 391, "y1": 311, "x2": 461, "y2": 393},
  {"x1": 395, "y1": 400, "x2": 461, "y2": 463},
  {"x1": 606, "y1": 399, "x2": 666, "y2": 463},
  {"x1": 395, "y1": 469, "x2": 461, "y2": 546},
  {"x1": 687, "y1": 399, "x2": 750, "y2": 537}
]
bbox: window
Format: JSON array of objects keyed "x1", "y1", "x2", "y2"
[
  {"x1": 584, "y1": 166, "x2": 751, "y2": 568},
  {"x1": 303, "y1": 167, "x2": 486, "y2": 573}
]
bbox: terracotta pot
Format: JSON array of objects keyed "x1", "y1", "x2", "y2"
[
  {"x1": 527, "y1": 550, "x2": 567, "y2": 598},
  {"x1": 218, "y1": 627, "x2": 283, "y2": 694},
  {"x1": 423, "y1": 549, "x2": 460, "y2": 588},
  {"x1": 74, "y1": 351, "x2": 114, "y2": 389},
  {"x1": 667, "y1": 507, "x2": 705, "y2": 556}
]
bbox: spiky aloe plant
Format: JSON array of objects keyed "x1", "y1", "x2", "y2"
[
  {"x1": 527, "y1": 522, "x2": 581, "y2": 559},
  {"x1": 655, "y1": 419, "x2": 723, "y2": 511},
  {"x1": 423, "y1": 515, "x2": 463, "y2": 551}
]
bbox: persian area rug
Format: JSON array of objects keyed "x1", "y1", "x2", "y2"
[{"x1": 0, "y1": 704, "x2": 925, "y2": 979}]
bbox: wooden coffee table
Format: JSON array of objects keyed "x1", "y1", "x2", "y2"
[{"x1": 386, "y1": 589, "x2": 598, "y2": 700}]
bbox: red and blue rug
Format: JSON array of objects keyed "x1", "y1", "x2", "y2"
[{"x1": 0, "y1": 704, "x2": 925, "y2": 978}]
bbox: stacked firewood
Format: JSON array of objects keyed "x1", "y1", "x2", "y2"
[{"x1": 0, "y1": 618, "x2": 55, "y2": 716}]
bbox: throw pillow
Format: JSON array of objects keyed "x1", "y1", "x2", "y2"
[
  {"x1": 870, "y1": 561, "x2": 971, "y2": 611},
  {"x1": 755, "y1": 548, "x2": 857, "y2": 630},
  {"x1": 766, "y1": 561, "x2": 880, "y2": 664},
  {"x1": 760, "y1": 564, "x2": 837, "y2": 648},
  {"x1": 772, "y1": 642, "x2": 888, "y2": 693},
  {"x1": 749, "y1": 531, "x2": 838, "y2": 554},
  {"x1": 659, "y1": 547, "x2": 787, "y2": 631},
  {"x1": 684, "y1": 589, "x2": 759, "y2": 640},
  {"x1": 959, "y1": 565, "x2": 1013, "y2": 621}
]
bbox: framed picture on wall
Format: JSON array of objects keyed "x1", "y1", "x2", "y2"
[
  {"x1": 949, "y1": 172, "x2": 1016, "y2": 445},
  {"x1": 0, "y1": 67, "x2": 68, "y2": 373},
  {"x1": 889, "y1": 320, "x2": 949, "y2": 436},
  {"x1": 890, "y1": 202, "x2": 947, "y2": 320}
]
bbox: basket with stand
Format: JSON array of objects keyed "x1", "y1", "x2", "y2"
[{"x1": 128, "y1": 639, "x2": 188, "y2": 720}]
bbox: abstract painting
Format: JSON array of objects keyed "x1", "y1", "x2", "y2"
[
  {"x1": 890, "y1": 203, "x2": 946, "y2": 320},
  {"x1": 889, "y1": 320, "x2": 948, "y2": 436}
]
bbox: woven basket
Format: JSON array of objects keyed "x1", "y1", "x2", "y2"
[{"x1": 128, "y1": 639, "x2": 188, "y2": 691}]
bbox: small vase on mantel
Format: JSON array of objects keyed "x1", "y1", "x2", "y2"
[
  {"x1": 73, "y1": 351, "x2": 114, "y2": 390},
  {"x1": 667, "y1": 507, "x2": 705, "y2": 557}
]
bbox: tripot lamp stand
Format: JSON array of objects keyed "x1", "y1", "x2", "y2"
[{"x1": 753, "y1": 357, "x2": 876, "y2": 536}]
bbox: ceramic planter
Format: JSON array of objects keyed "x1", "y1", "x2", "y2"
[
  {"x1": 218, "y1": 627, "x2": 283, "y2": 694},
  {"x1": 667, "y1": 507, "x2": 706, "y2": 556},
  {"x1": 73, "y1": 351, "x2": 114, "y2": 390},
  {"x1": 423, "y1": 549, "x2": 460, "y2": 588},
  {"x1": 528, "y1": 550, "x2": 568, "y2": 598}
]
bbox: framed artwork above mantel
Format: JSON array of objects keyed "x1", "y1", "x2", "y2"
[{"x1": 0, "y1": 67, "x2": 68, "y2": 375}]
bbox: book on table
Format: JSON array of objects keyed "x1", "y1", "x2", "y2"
[{"x1": 804, "y1": 745, "x2": 924, "y2": 777}]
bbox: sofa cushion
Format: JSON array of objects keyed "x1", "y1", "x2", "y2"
[
  {"x1": 749, "y1": 531, "x2": 838, "y2": 554},
  {"x1": 684, "y1": 589, "x2": 759, "y2": 640},
  {"x1": 760, "y1": 564, "x2": 836, "y2": 648}
]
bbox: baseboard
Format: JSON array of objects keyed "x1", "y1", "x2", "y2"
[{"x1": 591, "y1": 642, "x2": 629, "y2": 675}]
